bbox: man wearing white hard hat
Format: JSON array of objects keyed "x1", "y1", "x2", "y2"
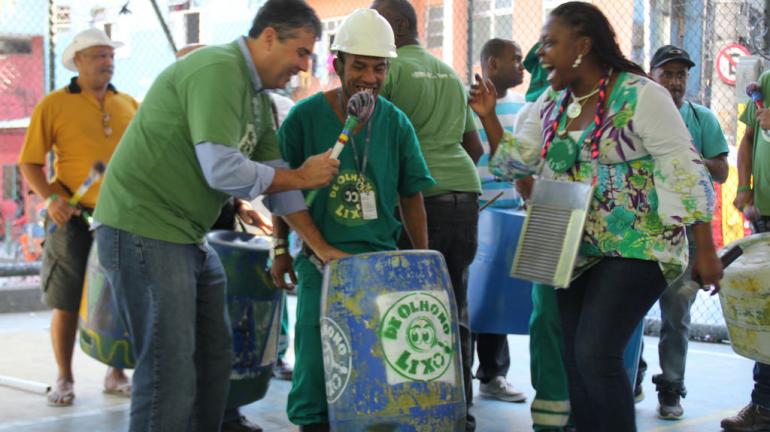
[
  {"x1": 270, "y1": 8, "x2": 434, "y2": 431},
  {"x1": 18, "y1": 27, "x2": 137, "y2": 406}
]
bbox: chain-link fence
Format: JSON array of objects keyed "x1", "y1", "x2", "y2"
[
  {"x1": 1, "y1": 0, "x2": 767, "y2": 338},
  {"x1": 0, "y1": 0, "x2": 251, "y2": 279}
]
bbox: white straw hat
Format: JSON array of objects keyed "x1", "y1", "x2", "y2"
[{"x1": 62, "y1": 28, "x2": 124, "y2": 72}]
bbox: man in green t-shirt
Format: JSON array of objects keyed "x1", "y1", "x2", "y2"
[
  {"x1": 641, "y1": 45, "x2": 729, "y2": 420},
  {"x1": 371, "y1": 1, "x2": 482, "y2": 429},
  {"x1": 92, "y1": 1, "x2": 341, "y2": 430},
  {"x1": 270, "y1": 9, "x2": 434, "y2": 431},
  {"x1": 721, "y1": 70, "x2": 770, "y2": 432}
]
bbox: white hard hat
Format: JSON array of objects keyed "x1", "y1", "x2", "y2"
[
  {"x1": 62, "y1": 28, "x2": 124, "y2": 72},
  {"x1": 331, "y1": 9, "x2": 397, "y2": 58}
]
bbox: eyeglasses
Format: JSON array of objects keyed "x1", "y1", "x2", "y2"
[{"x1": 102, "y1": 111, "x2": 112, "y2": 137}]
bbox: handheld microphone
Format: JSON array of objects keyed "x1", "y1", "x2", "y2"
[
  {"x1": 48, "y1": 161, "x2": 106, "y2": 233},
  {"x1": 305, "y1": 91, "x2": 376, "y2": 206},
  {"x1": 746, "y1": 82, "x2": 765, "y2": 109}
]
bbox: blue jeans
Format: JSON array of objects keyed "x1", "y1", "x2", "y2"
[
  {"x1": 654, "y1": 227, "x2": 697, "y2": 394},
  {"x1": 96, "y1": 225, "x2": 233, "y2": 432},
  {"x1": 557, "y1": 258, "x2": 667, "y2": 432}
]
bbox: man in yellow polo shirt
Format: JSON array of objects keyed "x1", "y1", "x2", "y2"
[{"x1": 18, "y1": 28, "x2": 138, "y2": 407}]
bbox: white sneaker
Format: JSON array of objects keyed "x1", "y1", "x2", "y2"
[{"x1": 478, "y1": 376, "x2": 527, "y2": 402}]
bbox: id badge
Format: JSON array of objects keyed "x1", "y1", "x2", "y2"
[{"x1": 360, "y1": 191, "x2": 378, "y2": 220}]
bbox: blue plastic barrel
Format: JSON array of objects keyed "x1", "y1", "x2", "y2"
[
  {"x1": 321, "y1": 250, "x2": 466, "y2": 431},
  {"x1": 207, "y1": 230, "x2": 284, "y2": 409},
  {"x1": 468, "y1": 208, "x2": 533, "y2": 334},
  {"x1": 623, "y1": 321, "x2": 644, "y2": 391}
]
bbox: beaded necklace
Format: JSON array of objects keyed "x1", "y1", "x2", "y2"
[{"x1": 541, "y1": 70, "x2": 611, "y2": 177}]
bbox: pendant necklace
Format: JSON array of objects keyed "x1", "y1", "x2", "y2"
[{"x1": 566, "y1": 86, "x2": 600, "y2": 119}]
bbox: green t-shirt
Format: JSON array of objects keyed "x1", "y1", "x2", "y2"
[
  {"x1": 380, "y1": 44, "x2": 481, "y2": 197},
  {"x1": 95, "y1": 40, "x2": 280, "y2": 243},
  {"x1": 740, "y1": 100, "x2": 770, "y2": 216},
  {"x1": 679, "y1": 101, "x2": 729, "y2": 158},
  {"x1": 279, "y1": 92, "x2": 435, "y2": 254}
]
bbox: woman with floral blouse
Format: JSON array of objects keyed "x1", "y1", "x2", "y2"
[{"x1": 469, "y1": 2, "x2": 723, "y2": 431}]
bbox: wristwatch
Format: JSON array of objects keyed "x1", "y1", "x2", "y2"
[{"x1": 270, "y1": 246, "x2": 288, "y2": 260}]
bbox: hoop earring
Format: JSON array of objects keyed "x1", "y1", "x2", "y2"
[{"x1": 572, "y1": 54, "x2": 583, "y2": 69}]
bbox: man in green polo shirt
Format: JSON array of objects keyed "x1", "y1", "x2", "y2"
[
  {"x1": 93, "y1": 1, "x2": 340, "y2": 430},
  {"x1": 371, "y1": 1, "x2": 483, "y2": 430}
]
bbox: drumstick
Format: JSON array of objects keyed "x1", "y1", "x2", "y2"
[
  {"x1": 48, "y1": 161, "x2": 106, "y2": 233},
  {"x1": 0, "y1": 374, "x2": 50, "y2": 395},
  {"x1": 479, "y1": 192, "x2": 505, "y2": 212},
  {"x1": 305, "y1": 91, "x2": 376, "y2": 206}
]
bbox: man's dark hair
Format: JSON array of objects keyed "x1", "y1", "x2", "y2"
[
  {"x1": 373, "y1": 0, "x2": 417, "y2": 36},
  {"x1": 248, "y1": 0, "x2": 322, "y2": 41},
  {"x1": 480, "y1": 38, "x2": 514, "y2": 65},
  {"x1": 550, "y1": 1, "x2": 646, "y2": 76}
]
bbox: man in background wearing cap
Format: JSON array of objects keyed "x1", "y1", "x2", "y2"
[
  {"x1": 371, "y1": 1, "x2": 482, "y2": 429},
  {"x1": 641, "y1": 44, "x2": 728, "y2": 420},
  {"x1": 271, "y1": 8, "x2": 434, "y2": 431},
  {"x1": 18, "y1": 27, "x2": 137, "y2": 407},
  {"x1": 93, "y1": 0, "x2": 340, "y2": 429}
]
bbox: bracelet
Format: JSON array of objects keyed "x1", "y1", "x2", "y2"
[
  {"x1": 272, "y1": 238, "x2": 288, "y2": 248},
  {"x1": 270, "y1": 247, "x2": 289, "y2": 260},
  {"x1": 737, "y1": 185, "x2": 752, "y2": 193}
]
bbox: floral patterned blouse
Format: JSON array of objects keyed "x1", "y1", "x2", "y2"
[{"x1": 491, "y1": 72, "x2": 715, "y2": 282}]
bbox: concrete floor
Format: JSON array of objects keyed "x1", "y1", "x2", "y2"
[{"x1": 0, "y1": 300, "x2": 754, "y2": 432}]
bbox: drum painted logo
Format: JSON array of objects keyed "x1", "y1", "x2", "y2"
[
  {"x1": 320, "y1": 317, "x2": 352, "y2": 403},
  {"x1": 378, "y1": 291, "x2": 454, "y2": 383}
]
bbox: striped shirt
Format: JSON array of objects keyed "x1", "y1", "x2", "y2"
[{"x1": 475, "y1": 91, "x2": 527, "y2": 208}]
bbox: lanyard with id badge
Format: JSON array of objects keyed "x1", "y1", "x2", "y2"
[{"x1": 350, "y1": 126, "x2": 377, "y2": 220}]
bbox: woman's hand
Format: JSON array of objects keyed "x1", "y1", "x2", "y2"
[
  {"x1": 691, "y1": 249, "x2": 723, "y2": 295},
  {"x1": 469, "y1": 74, "x2": 498, "y2": 119}
]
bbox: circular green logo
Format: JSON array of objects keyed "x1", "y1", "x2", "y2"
[
  {"x1": 379, "y1": 292, "x2": 454, "y2": 381},
  {"x1": 321, "y1": 317, "x2": 352, "y2": 403}
]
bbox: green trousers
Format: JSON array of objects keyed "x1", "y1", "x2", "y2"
[
  {"x1": 278, "y1": 292, "x2": 289, "y2": 359},
  {"x1": 286, "y1": 255, "x2": 328, "y2": 425},
  {"x1": 529, "y1": 283, "x2": 571, "y2": 430}
]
